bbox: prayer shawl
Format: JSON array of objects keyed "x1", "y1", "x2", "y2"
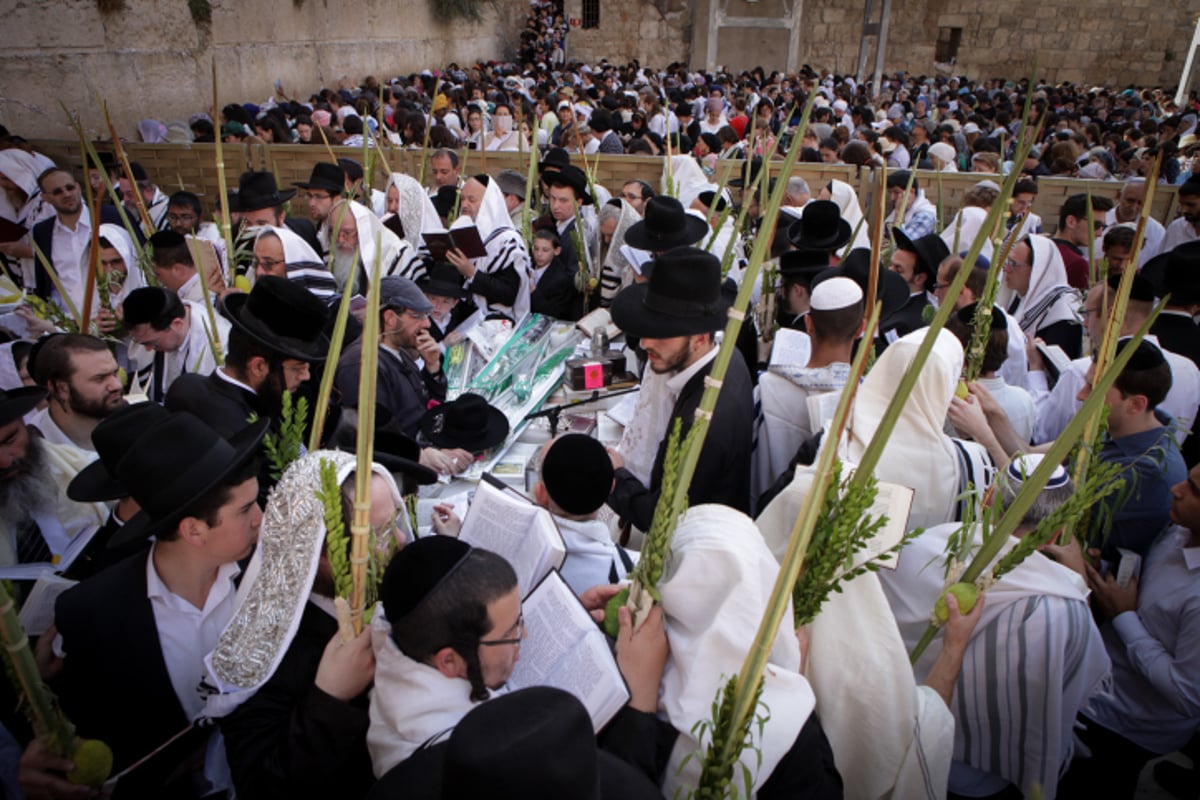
[
  {"x1": 554, "y1": 516, "x2": 630, "y2": 596},
  {"x1": 0, "y1": 341, "x2": 27, "y2": 391},
  {"x1": 998, "y1": 235, "x2": 1080, "y2": 338},
  {"x1": 97, "y1": 223, "x2": 146, "y2": 309},
  {"x1": 756, "y1": 476, "x2": 955, "y2": 800},
  {"x1": 254, "y1": 225, "x2": 338, "y2": 302},
  {"x1": 598, "y1": 200, "x2": 639, "y2": 306},
  {"x1": 385, "y1": 173, "x2": 442, "y2": 254},
  {"x1": 455, "y1": 176, "x2": 531, "y2": 322},
  {"x1": 204, "y1": 451, "x2": 408, "y2": 718},
  {"x1": 844, "y1": 328, "x2": 994, "y2": 531},
  {"x1": 663, "y1": 155, "x2": 714, "y2": 210},
  {"x1": 659, "y1": 504, "x2": 815, "y2": 798},
  {"x1": 880, "y1": 523, "x2": 1111, "y2": 800},
  {"x1": 0, "y1": 149, "x2": 51, "y2": 228},
  {"x1": 939, "y1": 205, "x2": 995, "y2": 260},
  {"x1": 337, "y1": 200, "x2": 423, "y2": 290},
  {"x1": 367, "y1": 611, "x2": 488, "y2": 777},
  {"x1": 828, "y1": 179, "x2": 870, "y2": 256},
  {"x1": 129, "y1": 300, "x2": 230, "y2": 400}
]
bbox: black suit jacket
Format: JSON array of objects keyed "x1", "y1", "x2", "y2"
[
  {"x1": 54, "y1": 551, "x2": 188, "y2": 772},
  {"x1": 887, "y1": 293, "x2": 931, "y2": 339},
  {"x1": 165, "y1": 371, "x2": 267, "y2": 439},
  {"x1": 608, "y1": 351, "x2": 754, "y2": 531},
  {"x1": 30, "y1": 205, "x2": 130, "y2": 298},
  {"x1": 529, "y1": 255, "x2": 583, "y2": 321},
  {"x1": 1152, "y1": 312, "x2": 1200, "y2": 369},
  {"x1": 284, "y1": 217, "x2": 324, "y2": 258}
]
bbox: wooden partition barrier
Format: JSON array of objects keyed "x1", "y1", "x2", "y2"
[{"x1": 30, "y1": 140, "x2": 1178, "y2": 235}]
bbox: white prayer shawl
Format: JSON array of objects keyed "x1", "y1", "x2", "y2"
[
  {"x1": 663, "y1": 155, "x2": 714, "y2": 209},
  {"x1": 998, "y1": 309, "x2": 1029, "y2": 392},
  {"x1": 751, "y1": 364, "x2": 850, "y2": 502},
  {"x1": 844, "y1": 328, "x2": 993, "y2": 531},
  {"x1": 97, "y1": 224, "x2": 145, "y2": 309},
  {"x1": 614, "y1": 370, "x2": 673, "y2": 486},
  {"x1": 555, "y1": 516, "x2": 629, "y2": 596},
  {"x1": 998, "y1": 235, "x2": 1080, "y2": 338},
  {"x1": 367, "y1": 610, "x2": 488, "y2": 777},
  {"x1": 0, "y1": 149, "x2": 51, "y2": 227},
  {"x1": 755, "y1": 476, "x2": 955, "y2": 800},
  {"x1": 879, "y1": 523, "x2": 1111, "y2": 800},
  {"x1": 385, "y1": 173, "x2": 442, "y2": 253},
  {"x1": 939, "y1": 206, "x2": 995, "y2": 261},
  {"x1": 337, "y1": 200, "x2": 423, "y2": 290},
  {"x1": 828, "y1": 179, "x2": 871, "y2": 256},
  {"x1": 0, "y1": 342, "x2": 27, "y2": 393},
  {"x1": 598, "y1": 199, "x2": 639, "y2": 306},
  {"x1": 659, "y1": 505, "x2": 815, "y2": 798},
  {"x1": 455, "y1": 176, "x2": 531, "y2": 322}
]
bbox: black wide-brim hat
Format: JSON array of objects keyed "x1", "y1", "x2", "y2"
[
  {"x1": 892, "y1": 227, "x2": 950, "y2": 276},
  {"x1": 220, "y1": 275, "x2": 330, "y2": 362},
  {"x1": 610, "y1": 247, "x2": 726, "y2": 339},
  {"x1": 543, "y1": 165, "x2": 593, "y2": 205},
  {"x1": 68, "y1": 402, "x2": 171, "y2": 502},
  {"x1": 108, "y1": 413, "x2": 269, "y2": 550},
  {"x1": 623, "y1": 196, "x2": 708, "y2": 252},
  {"x1": 0, "y1": 386, "x2": 46, "y2": 428},
  {"x1": 235, "y1": 171, "x2": 296, "y2": 212},
  {"x1": 1161, "y1": 240, "x2": 1200, "y2": 303},
  {"x1": 819, "y1": 248, "x2": 910, "y2": 318},
  {"x1": 787, "y1": 200, "x2": 853, "y2": 252},
  {"x1": 419, "y1": 393, "x2": 510, "y2": 453},
  {"x1": 293, "y1": 162, "x2": 344, "y2": 195},
  {"x1": 417, "y1": 262, "x2": 470, "y2": 301}
]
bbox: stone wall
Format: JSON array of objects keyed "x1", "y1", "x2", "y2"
[
  {"x1": 560, "y1": 0, "x2": 692, "y2": 66},
  {"x1": 1, "y1": 0, "x2": 527, "y2": 140}
]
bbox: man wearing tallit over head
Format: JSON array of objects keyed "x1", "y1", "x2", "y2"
[
  {"x1": 656, "y1": 504, "x2": 843, "y2": 799},
  {"x1": 325, "y1": 198, "x2": 424, "y2": 294},
  {"x1": 447, "y1": 174, "x2": 532, "y2": 323},
  {"x1": 996, "y1": 234, "x2": 1084, "y2": 360},
  {"x1": 595, "y1": 199, "x2": 639, "y2": 306},
  {"x1": 755, "y1": 326, "x2": 995, "y2": 800},
  {"x1": 383, "y1": 172, "x2": 442, "y2": 256}
]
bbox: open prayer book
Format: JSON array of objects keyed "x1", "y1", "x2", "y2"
[
  {"x1": 839, "y1": 467, "x2": 915, "y2": 571},
  {"x1": 508, "y1": 570, "x2": 630, "y2": 730},
  {"x1": 457, "y1": 473, "x2": 566, "y2": 597},
  {"x1": 421, "y1": 225, "x2": 488, "y2": 260}
]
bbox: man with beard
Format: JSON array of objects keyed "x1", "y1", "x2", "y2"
[
  {"x1": 27, "y1": 333, "x2": 126, "y2": 454},
  {"x1": 165, "y1": 276, "x2": 328, "y2": 445},
  {"x1": 1161, "y1": 178, "x2": 1200, "y2": 254},
  {"x1": 607, "y1": 248, "x2": 754, "y2": 531},
  {"x1": 0, "y1": 386, "x2": 106, "y2": 566},
  {"x1": 325, "y1": 198, "x2": 423, "y2": 292}
]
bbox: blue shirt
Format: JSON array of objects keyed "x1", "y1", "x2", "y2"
[{"x1": 1093, "y1": 413, "x2": 1186, "y2": 560}]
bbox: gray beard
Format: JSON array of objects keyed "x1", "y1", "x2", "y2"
[
  {"x1": 0, "y1": 439, "x2": 57, "y2": 531},
  {"x1": 332, "y1": 250, "x2": 359, "y2": 290}
]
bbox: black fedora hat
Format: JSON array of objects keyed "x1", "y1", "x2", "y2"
[
  {"x1": 0, "y1": 386, "x2": 45, "y2": 428},
  {"x1": 778, "y1": 248, "x2": 832, "y2": 284},
  {"x1": 543, "y1": 165, "x2": 593, "y2": 205},
  {"x1": 417, "y1": 262, "x2": 470, "y2": 301},
  {"x1": 235, "y1": 171, "x2": 296, "y2": 212},
  {"x1": 1162, "y1": 240, "x2": 1200, "y2": 304},
  {"x1": 108, "y1": 413, "x2": 269, "y2": 549},
  {"x1": 787, "y1": 200, "x2": 853, "y2": 252},
  {"x1": 623, "y1": 196, "x2": 708, "y2": 252},
  {"x1": 892, "y1": 227, "x2": 950, "y2": 276},
  {"x1": 68, "y1": 402, "x2": 171, "y2": 502},
  {"x1": 293, "y1": 162, "x2": 344, "y2": 194},
  {"x1": 220, "y1": 276, "x2": 330, "y2": 362},
  {"x1": 818, "y1": 248, "x2": 910, "y2": 318},
  {"x1": 610, "y1": 247, "x2": 725, "y2": 338},
  {"x1": 538, "y1": 147, "x2": 571, "y2": 174},
  {"x1": 366, "y1": 687, "x2": 662, "y2": 800},
  {"x1": 419, "y1": 393, "x2": 510, "y2": 453}
]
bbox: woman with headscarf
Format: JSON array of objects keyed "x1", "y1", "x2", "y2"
[
  {"x1": 384, "y1": 173, "x2": 442, "y2": 254},
  {"x1": 137, "y1": 119, "x2": 169, "y2": 144},
  {"x1": 997, "y1": 234, "x2": 1083, "y2": 359},
  {"x1": 820, "y1": 179, "x2": 870, "y2": 257},
  {"x1": 657, "y1": 504, "x2": 843, "y2": 799},
  {"x1": 939, "y1": 180, "x2": 1000, "y2": 260}
]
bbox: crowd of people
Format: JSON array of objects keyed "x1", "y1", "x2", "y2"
[{"x1": 0, "y1": 55, "x2": 1198, "y2": 800}]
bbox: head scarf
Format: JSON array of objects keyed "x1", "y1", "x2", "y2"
[
  {"x1": 385, "y1": 173, "x2": 442, "y2": 252},
  {"x1": 658, "y1": 504, "x2": 815, "y2": 798},
  {"x1": 329, "y1": 199, "x2": 407, "y2": 289},
  {"x1": 454, "y1": 174, "x2": 511, "y2": 240},
  {"x1": 97, "y1": 223, "x2": 146, "y2": 307},
  {"x1": 255, "y1": 224, "x2": 323, "y2": 268},
  {"x1": 598, "y1": 199, "x2": 640, "y2": 304},
  {"x1": 939, "y1": 205, "x2": 995, "y2": 260},
  {"x1": 204, "y1": 449, "x2": 407, "y2": 717},
  {"x1": 137, "y1": 119, "x2": 169, "y2": 143},
  {"x1": 1001, "y1": 234, "x2": 1078, "y2": 334},
  {"x1": 0, "y1": 341, "x2": 29, "y2": 392}
]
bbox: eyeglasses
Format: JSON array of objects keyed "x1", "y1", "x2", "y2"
[
  {"x1": 1003, "y1": 257, "x2": 1030, "y2": 271},
  {"x1": 48, "y1": 183, "x2": 78, "y2": 196},
  {"x1": 305, "y1": 191, "x2": 335, "y2": 201},
  {"x1": 479, "y1": 614, "x2": 524, "y2": 647},
  {"x1": 167, "y1": 212, "x2": 198, "y2": 223},
  {"x1": 253, "y1": 257, "x2": 285, "y2": 271},
  {"x1": 403, "y1": 309, "x2": 430, "y2": 320}
]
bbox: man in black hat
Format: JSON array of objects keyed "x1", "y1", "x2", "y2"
[
  {"x1": 0, "y1": 385, "x2": 107, "y2": 567},
  {"x1": 888, "y1": 228, "x2": 949, "y2": 338},
  {"x1": 1151, "y1": 241, "x2": 1200, "y2": 368},
  {"x1": 608, "y1": 248, "x2": 754, "y2": 529},
  {"x1": 543, "y1": 164, "x2": 594, "y2": 291},
  {"x1": 235, "y1": 171, "x2": 323, "y2": 256},
  {"x1": 52, "y1": 412, "x2": 268, "y2": 785},
  {"x1": 622, "y1": 195, "x2": 707, "y2": 257},
  {"x1": 418, "y1": 262, "x2": 474, "y2": 342},
  {"x1": 776, "y1": 249, "x2": 832, "y2": 331},
  {"x1": 166, "y1": 275, "x2": 328, "y2": 442},
  {"x1": 293, "y1": 161, "x2": 344, "y2": 238}
]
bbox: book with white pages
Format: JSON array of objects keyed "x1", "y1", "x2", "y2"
[
  {"x1": 1036, "y1": 342, "x2": 1073, "y2": 384},
  {"x1": 769, "y1": 327, "x2": 812, "y2": 368},
  {"x1": 17, "y1": 572, "x2": 77, "y2": 635},
  {"x1": 457, "y1": 473, "x2": 566, "y2": 597},
  {"x1": 619, "y1": 244, "x2": 653, "y2": 277},
  {"x1": 507, "y1": 570, "x2": 630, "y2": 730},
  {"x1": 576, "y1": 307, "x2": 621, "y2": 342},
  {"x1": 837, "y1": 466, "x2": 915, "y2": 571}
]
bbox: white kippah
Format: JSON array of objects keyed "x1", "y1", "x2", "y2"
[
  {"x1": 1005, "y1": 453, "x2": 1070, "y2": 489},
  {"x1": 810, "y1": 277, "x2": 863, "y2": 311}
]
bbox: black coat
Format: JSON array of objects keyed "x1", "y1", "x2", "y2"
[
  {"x1": 335, "y1": 339, "x2": 446, "y2": 439},
  {"x1": 530, "y1": 255, "x2": 583, "y2": 321},
  {"x1": 165, "y1": 371, "x2": 268, "y2": 439},
  {"x1": 1152, "y1": 312, "x2": 1200, "y2": 369},
  {"x1": 886, "y1": 293, "x2": 931, "y2": 339},
  {"x1": 220, "y1": 603, "x2": 373, "y2": 800},
  {"x1": 608, "y1": 350, "x2": 754, "y2": 531}
]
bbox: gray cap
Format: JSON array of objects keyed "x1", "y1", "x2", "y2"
[
  {"x1": 379, "y1": 276, "x2": 434, "y2": 314},
  {"x1": 495, "y1": 169, "x2": 527, "y2": 200}
]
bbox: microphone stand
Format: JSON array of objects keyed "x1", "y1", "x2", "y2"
[{"x1": 522, "y1": 385, "x2": 640, "y2": 436}]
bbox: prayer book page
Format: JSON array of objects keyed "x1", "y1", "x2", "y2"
[
  {"x1": 508, "y1": 570, "x2": 630, "y2": 730},
  {"x1": 18, "y1": 572, "x2": 77, "y2": 635},
  {"x1": 769, "y1": 328, "x2": 811, "y2": 368},
  {"x1": 458, "y1": 474, "x2": 566, "y2": 596},
  {"x1": 839, "y1": 471, "x2": 915, "y2": 571}
]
